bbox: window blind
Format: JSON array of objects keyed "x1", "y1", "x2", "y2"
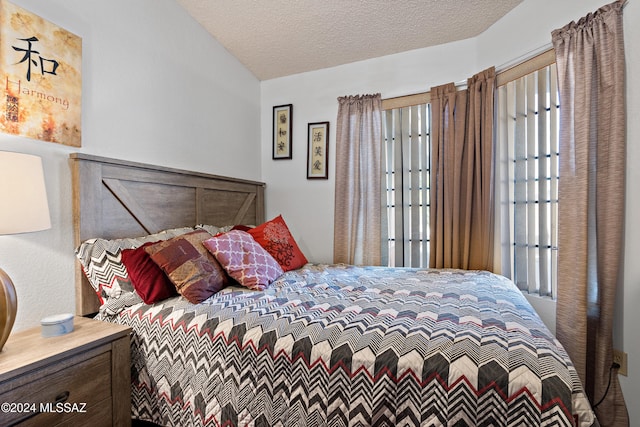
[
  {"x1": 381, "y1": 104, "x2": 431, "y2": 268},
  {"x1": 498, "y1": 63, "x2": 559, "y2": 297}
]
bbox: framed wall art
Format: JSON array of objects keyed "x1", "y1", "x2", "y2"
[
  {"x1": 307, "y1": 121, "x2": 329, "y2": 179},
  {"x1": 0, "y1": 0, "x2": 82, "y2": 146},
  {"x1": 272, "y1": 104, "x2": 292, "y2": 159}
]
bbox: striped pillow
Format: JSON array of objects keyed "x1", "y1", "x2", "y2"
[{"x1": 75, "y1": 227, "x2": 193, "y2": 309}]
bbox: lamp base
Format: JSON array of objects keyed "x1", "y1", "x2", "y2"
[{"x1": 0, "y1": 268, "x2": 17, "y2": 352}]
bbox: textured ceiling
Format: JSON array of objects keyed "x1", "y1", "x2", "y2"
[{"x1": 176, "y1": 0, "x2": 523, "y2": 81}]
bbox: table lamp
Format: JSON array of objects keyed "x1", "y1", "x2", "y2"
[{"x1": 0, "y1": 151, "x2": 51, "y2": 351}]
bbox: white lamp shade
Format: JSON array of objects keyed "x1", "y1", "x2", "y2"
[{"x1": 0, "y1": 151, "x2": 51, "y2": 234}]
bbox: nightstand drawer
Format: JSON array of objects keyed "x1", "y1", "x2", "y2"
[
  {"x1": 0, "y1": 317, "x2": 131, "y2": 426},
  {"x1": 0, "y1": 351, "x2": 111, "y2": 426}
]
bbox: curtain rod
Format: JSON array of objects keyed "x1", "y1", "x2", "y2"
[
  {"x1": 452, "y1": 43, "x2": 553, "y2": 87},
  {"x1": 496, "y1": 43, "x2": 553, "y2": 74},
  {"x1": 382, "y1": 43, "x2": 554, "y2": 109},
  {"x1": 385, "y1": 0, "x2": 626, "y2": 103}
]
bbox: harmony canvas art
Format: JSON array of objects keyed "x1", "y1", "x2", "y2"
[{"x1": 0, "y1": 0, "x2": 81, "y2": 146}]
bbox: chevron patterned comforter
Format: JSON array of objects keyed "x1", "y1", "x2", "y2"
[{"x1": 97, "y1": 264, "x2": 598, "y2": 427}]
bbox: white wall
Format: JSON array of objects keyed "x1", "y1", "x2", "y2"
[
  {"x1": 261, "y1": 0, "x2": 640, "y2": 423},
  {"x1": 261, "y1": 37, "x2": 478, "y2": 262},
  {"x1": 0, "y1": 0, "x2": 261, "y2": 332}
]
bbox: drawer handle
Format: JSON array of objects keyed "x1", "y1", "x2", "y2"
[
  {"x1": 11, "y1": 391, "x2": 71, "y2": 425},
  {"x1": 54, "y1": 391, "x2": 70, "y2": 404}
]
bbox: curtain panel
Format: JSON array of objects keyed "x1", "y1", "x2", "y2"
[
  {"x1": 429, "y1": 68, "x2": 496, "y2": 271},
  {"x1": 552, "y1": 1, "x2": 628, "y2": 424},
  {"x1": 333, "y1": 94, "x2": 382, "y2": 265}
]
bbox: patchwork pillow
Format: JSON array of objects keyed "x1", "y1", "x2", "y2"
[
  {"x1": 121, "y1": 242, "x2": 178, "y2": 304},
  {"x1": 248, "y1": 215, "x2": 308, "y2": 271},
  {"x1": 203, "y1": 230, "x2": 283, "y2": 291},
  {"x1": 145, "y1": 230, "x2": 229, "y2": 304},
  {"x1": 75, "y1": 226, "x2": 194, "y2": 305}
]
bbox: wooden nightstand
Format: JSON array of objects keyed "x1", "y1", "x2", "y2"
[{"x1": 0, "y1": 316, "x2": 131, "y2": 426}]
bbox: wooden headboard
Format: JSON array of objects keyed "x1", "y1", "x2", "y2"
[{"x1": 70, "y1": 153, "x2": 265, "y2": 316}]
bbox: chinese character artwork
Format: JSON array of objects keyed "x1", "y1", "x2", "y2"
[
  {"x1": 307, "y1": 122, "x2": 329, "y2": 179},
  {"x1": 273, "y1": 104, "x2": 292, "y2": 159},
  {"x1": 12, "y1": 36, "x2": 60, "y2": 82},
  {"x1": 0, "y1": 0, "x2": 82, "y2": 146}
]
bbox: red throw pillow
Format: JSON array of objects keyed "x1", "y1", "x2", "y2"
[
  {"x1": 121, "y1": 242, "x2": 177, "y2": 304},
  {"x1": 248, "y1": 215, "x2": 308, "y2": 271}
]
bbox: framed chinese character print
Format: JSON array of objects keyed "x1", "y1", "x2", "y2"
[
  {"x1": 307, "y1": 121, "x2": 329, "y2": 179},
  {"x1": 273, "y1": 104, "x2": 292, "y2": 159},
  {"x1": 0, "y1": 0, "x2": 82, "y2": 146}
]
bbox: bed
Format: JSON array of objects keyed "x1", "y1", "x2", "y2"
[{"x1": 70, "y1": 153, "x2": 598, "y2": 427}]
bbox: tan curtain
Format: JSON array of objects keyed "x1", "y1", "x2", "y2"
[
  {"x1": 333, "y1": 94, "x2": 382, "y2": 265},
  {"x1": 429, "y1": 68, "x2": 496, "y2": 270},
  {"x1": 552, "y1": 1, "x2": 628, "y2": 424}
]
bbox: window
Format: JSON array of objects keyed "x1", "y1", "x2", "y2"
[
  {"x1": 381, "y1": 103, "x2": 431, "y2": 268},
  {"x1": 380, "y1": 51, "x2": 559, "y2": 298},
  {"x1": 497, "y1": 62, "x2": 559, "y2": 298}
]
